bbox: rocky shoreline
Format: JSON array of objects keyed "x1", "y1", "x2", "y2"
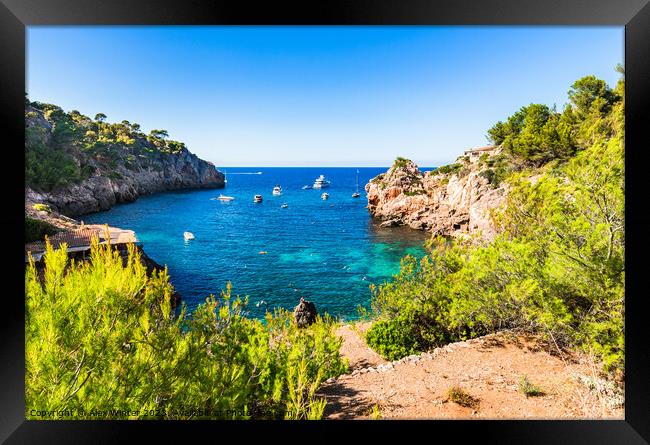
[
  {"x1": 25, "y1": 104, "x2": 225, "y2": 217},
  {"x1": 365, "y1": 150, "x2": 507, "y2": 240},
  {"x1": 25, "y1": 156, "x2": 225, "y2": 217}
]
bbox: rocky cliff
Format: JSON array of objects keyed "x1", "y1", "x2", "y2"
[
  {"x1": 25, "y1": 103, "x2": 224, "y2": 216},
  {"x1": 365, "y1": 152, "x2": 507, "y2": 239}
]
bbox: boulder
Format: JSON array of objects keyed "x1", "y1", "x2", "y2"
[{"x1": 293, "y1": 297, "x2": 317, "y2": 328}]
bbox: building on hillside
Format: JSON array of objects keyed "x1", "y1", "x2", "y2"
[
  {"x1": 463, "y1": 145, "x2": 498, "y2": 161},
  {"x1": 25, "y1": 225, "x2": 137, "y2": 263}
]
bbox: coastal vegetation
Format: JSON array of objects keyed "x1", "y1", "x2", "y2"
[
  {"x1": 519, "y1": 375, "x2": 545, "y2": 398},
  {"x1": 26, "y1": 238, "x2": 347, "y2": 419},
  {"x1": 431, "y1": 163, "x2": 462, "y2": 176},
  {"x1": 366, "y1": 71, "x2": 625, "y2": 379},
  {"x1": 25, "y1": 217, "x2": 60, "y2": 243},
  {"x1": 446, "y1": 386, "x2": 480, "y2": 409},
  {"x1": 25, "y1": 99, "x2": 189, "y2": 192}
]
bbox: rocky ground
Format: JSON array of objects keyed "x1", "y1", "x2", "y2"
[{"x1": 319, "y1": 323, "x2": 624, "y2": 420}]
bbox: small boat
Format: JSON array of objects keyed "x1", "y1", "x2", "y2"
[
  {"x1": 302, "y1": 185, "x2": 312, "y2": 190},
  {"x1": 313, "y1": 174, "x2": 331, "y2": 189},
  {"x1": 352, "y1": 169, "x2": 361, "y2": 198},
  {"x1": 281, "y1": 203, "x2": 288, "y2": 208},
  {"x1": 259, "y1": 251, "x2": 268, "y2": 255},
  {"x1": 253, "y1": 194, "x2": 263, "y2": 203},
  {"x1": 272, "y1": 185, "x2": 282, "y2": 196},
  {"x1": 321, "y1": 192, "x2": 329, "y2": 200},
  {"x1": 183, "y1": 231, "x2": 195, "y2": 240},
  {"x1": 217, "y1": 194, "x2": 235, "y2": 201}
]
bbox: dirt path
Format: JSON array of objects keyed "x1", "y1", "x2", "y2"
[
  {"x1": 320, "y1": 325, "x2": 624, "y2": 419},
  {"x1": 334, "y1": 323, "x2": 386, "y2": 370}
]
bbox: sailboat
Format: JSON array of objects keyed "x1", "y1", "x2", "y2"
[{"x1": 352, "y1": 169, "x2": 361, "y2": 198}]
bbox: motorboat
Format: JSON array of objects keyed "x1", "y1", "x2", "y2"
[
  {"x1": 216, "y1": 194, "x2": 235, "y2": 201},
  {"x1": 272, "y1": 185, "x2": 282, "y2": 196},
  {"x1": 313, "y1": 174, "x2": 330, "y2": 189},
  {"x1": 253, "y1": 194, "x2": 263, "y2": 203},
  {"x1": 281, "y1": 203, "x2": 289, "y2": 208},
  {"x1": 183, "y1": 231, "x2": 195, "y2": 240},
  {"x1": 321, "y1": 192, "x2": 329, "y2": 200}
]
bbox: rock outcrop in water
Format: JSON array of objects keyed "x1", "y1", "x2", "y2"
[
  {"x1": 25, "y1": 102, "x2": 224, "y2": 217},
  {"x1": 365, "y1": 151, "x2": 507, "y2": 240},
  {"x1": 293, "y1": 298, "x2": 318, "y2": 328}
]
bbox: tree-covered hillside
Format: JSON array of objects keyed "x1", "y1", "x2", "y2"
[
  {"x1": 26, "y1": 98, "x2": 193, "y2": 192},
  {"x1": 366, "y1": 71, "x2": 625, "y2": 379}
]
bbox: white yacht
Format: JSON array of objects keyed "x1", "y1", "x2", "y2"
[
  {"x1": 321, "y1": 192, "x2": 329, "y2": 200},
  {"x1": 216, "y1": 194, "x2": 235, "y2": 201},
  {"x1": 183, "y1": 231, "x2": 195, "y2": 240},
  {"x1": 313, "y1": 175, "x2": 330, "y2": 189},
  {"x1": 272, "y1": 185, "x2": 282, "y2": 196}
]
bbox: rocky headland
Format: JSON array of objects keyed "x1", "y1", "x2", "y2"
[
  {"x1": 365, "y1": 149, "x2": 508, "y2": 240},
  {"x1": 25, "y1": 103, "x2": 224, "y2": 217}
]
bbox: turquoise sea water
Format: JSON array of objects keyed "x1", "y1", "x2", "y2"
[{"x1": 84, "y1": 167, "x2": 431, "y2": 320}]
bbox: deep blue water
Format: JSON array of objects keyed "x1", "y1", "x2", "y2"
[{"x1": 84, "y1": 167, "x2": 431, "y2": 320}]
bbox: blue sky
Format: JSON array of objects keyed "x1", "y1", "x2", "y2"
[{"x1": 27, "y1": 26, "x2": 623, "y2": 167}]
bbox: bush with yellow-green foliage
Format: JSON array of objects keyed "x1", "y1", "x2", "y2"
[
  {"x1": 26, "y1": 238, "x2": 347, "y2": 419},
  {"x1": 367, "y1": 71, "x2": 625, "y2": 378}
]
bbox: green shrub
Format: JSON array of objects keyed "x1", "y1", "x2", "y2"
[
  {"x1": 369, "y1": 404, "x2": 382, "y2": 419},
  {"x1": 447, "y1": 386, "x2": 479, "y2": 408},
  {"x1": 25, "y1": 141, "x2": 83, "y2": 191},
  {"x1": 404, "y1": 190, "x2": 426, "y2": 196},
  {"x1": 25, "y1": 217, "x2": 59, "y2": 243},
  {"x1": 26, "y1": 239, "x2": 347, "y2": 419},
  {"x1": 106, "y1": 171, "x2": 123, "y2": 180},
  {"x1": 519, "y1": 375, "x2": 545, "y2": 397},
  {"x1": 80, "y1": 164, "x2": 96, "y2": 178},
  {"x1": 365, "y1": 315, "x2": 420, "y2": 360},
  {"x1": 432, "y1": 163, "x2": 462, "y2": 176},
  {"x1": 393, "y1": 157, "x2": 412, "y2": 168}
]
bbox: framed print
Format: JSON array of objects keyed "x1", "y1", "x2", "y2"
[{"x1": 1, "y1": 0, "x2": 649, "y2": 443}]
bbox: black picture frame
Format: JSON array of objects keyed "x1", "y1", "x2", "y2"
[{"x1": 1, "y1": 0, "x2": 649, "y2": 443}]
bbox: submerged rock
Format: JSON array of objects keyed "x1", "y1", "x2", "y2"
[{"x1": 293, "y1": 297, "x2": 317, "y2": 328}]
